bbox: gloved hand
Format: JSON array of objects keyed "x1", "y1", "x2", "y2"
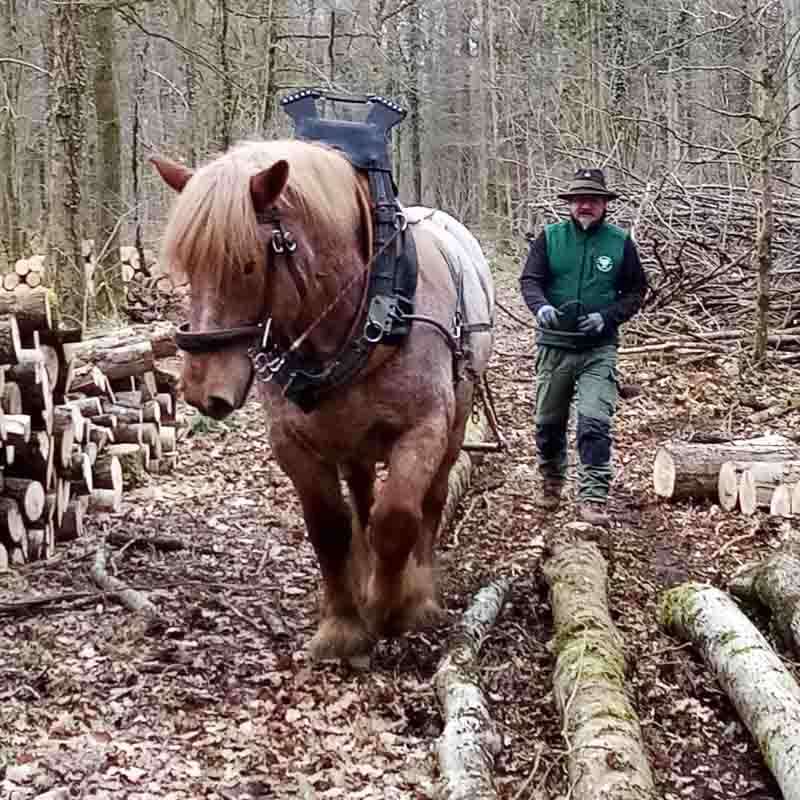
[
  {"x1": 578, "y1": 312, "x2": 605, "y2": 335},
  {"x1": 536, "y1": 305, "x2": 560, "y2": 329}
]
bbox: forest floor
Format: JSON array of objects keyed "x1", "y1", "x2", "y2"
[{"x1": 2, "y1": 260, "x2": 800, "y2": 800}]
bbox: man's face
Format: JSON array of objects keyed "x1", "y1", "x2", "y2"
[{"x1": 569, "y1": 195, "x2": 608, "y2": 229}]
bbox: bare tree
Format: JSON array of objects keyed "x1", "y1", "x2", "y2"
[
  {"x1": 46, "y1": 0, "x2": 88, "y2": 325},
  {"x1": 93, "y1": 2, "x2": 124, "y2": 314}
]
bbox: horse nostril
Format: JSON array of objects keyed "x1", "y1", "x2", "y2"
[{"x1": 205, "y1": 395, "x2": 234, "y2": 419}]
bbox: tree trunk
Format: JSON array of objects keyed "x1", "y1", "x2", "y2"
[
  {"x1": 653, "y1": 435, "x2": 800, "y2": 501},
  {"x1": 93, "y1": 4, "x2": 124, "y2": 314},
  {"x1": 46, "y1": 0, "x2": 88, "y2": 325},
  {"x1": 661, "y1": 583, "x2": 800, "y2": 799},
  {"x1": 544, "y1": 523, "x2": 655, "y2": 799}
]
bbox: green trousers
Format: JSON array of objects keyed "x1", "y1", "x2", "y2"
[{"x1": 535, "y1": 344, "x2": 618, "y2": 502}]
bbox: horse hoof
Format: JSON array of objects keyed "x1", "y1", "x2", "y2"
[
  {"x1": 309, "y1": 616, "x2": 374, "y2": 661},
  {"x1": 365, "y1": 597, "x2": 445, "y2": 638},
  {"x1": 404, "y1": 597, "x2": 446, "y2": 632}
]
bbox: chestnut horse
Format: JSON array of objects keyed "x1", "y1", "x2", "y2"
[{"x1": 152, "y1": 140, "x2": 495, "y2": 659}]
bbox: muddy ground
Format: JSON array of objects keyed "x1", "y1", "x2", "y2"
[{"x1": 2, "y1": 263, "x2": 798, "y2": 799}]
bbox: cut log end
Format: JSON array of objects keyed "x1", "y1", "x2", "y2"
[
  {"x1": 771, "y1": 485, "x2": 793, "y2": 519},
  {"x1": 653, "y1": 448, "x2": 676, "y2": 498},
  {"x1": 718, "y1": 461, "x2": 739, "y2": 511}
]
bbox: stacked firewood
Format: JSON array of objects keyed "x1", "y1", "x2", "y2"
[
  {"x1": 119, "y1": 245, "x2": 185, "y2": 323},
  {"x1": 2, "y1": 256, "x2": 46, "y2": 293},
  {"x1": 653, "y1": 434, "x2": 800, "y2": 517},
  {"x1": 0, "y1": 286, "x2": 182, "y2": 569}
]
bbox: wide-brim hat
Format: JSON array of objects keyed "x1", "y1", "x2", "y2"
[{"x1": 557, "y1": 168, "x2": 619, "y2": 200}]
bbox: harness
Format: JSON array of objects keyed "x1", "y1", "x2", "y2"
[{"x1": 175, "y1": 89, "x2": 488, "y2": 413}]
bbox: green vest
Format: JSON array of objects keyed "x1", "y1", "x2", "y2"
[{"x1": 539, "y1": 219, "x2": 627, "y2": 349}]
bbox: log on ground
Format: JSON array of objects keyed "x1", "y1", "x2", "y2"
[
  {"x1": 660, "y1": 582, "x2": 800, "y2": 799},
  {"x1": 654, "y1": 435, "x2": 800, "y2": 501},
  {"x1": 729, "y1": 552, "x2": 800, "y2": 655},
  {"x1": 435, "y1": 578, "x2": 511, "y2": 800},
  {"x1": 544, "y1": 523, "x2": 655, "y2": 799}
]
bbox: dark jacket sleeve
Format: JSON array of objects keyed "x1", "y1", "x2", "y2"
[
  {"x1": 519, "y1": 232, "x2": 551, "y2": 315},
  {"x1": 601, "y1": 237, "x2": 647, "y2": 328}
]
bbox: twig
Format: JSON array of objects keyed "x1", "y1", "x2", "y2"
[
  {"x1": 90, "y1": 540, "x2": 158, "y2": 617},
  {"x1": 106, "y1": 530, "x2": 215, "y2": 554},
  {"x1": 0, "y1": 591, "x2": 102, "y2": 616}
]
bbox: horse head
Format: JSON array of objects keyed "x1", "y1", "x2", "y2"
[{"x1": 151, "y1": 142, "x2": 371, "y2": 419}]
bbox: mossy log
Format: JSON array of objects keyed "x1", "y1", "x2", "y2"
[
  {"x1": 729, "y1": 552, "x2": 800, "y2": 656},
  {"x1": 660, "y1": 582, "x2": 800, "y2": 799},
  {"x1": 544, "y1": 524, "x2": 655, "y2": 799},
  {"x1": 435, "y1": 578, "x2": 511, "y2": 800}
]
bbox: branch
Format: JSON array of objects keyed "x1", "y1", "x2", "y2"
[{"x1": 0, "y1": 57, "x2": 50, "y2": 76}]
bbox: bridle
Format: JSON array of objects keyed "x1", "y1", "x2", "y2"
[{"x1": 174, "y1": 207, "x2": 300, "y2": 357}]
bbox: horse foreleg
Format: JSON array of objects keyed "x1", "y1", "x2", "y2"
[
  {"x1": 364, "y1": 421, "x2": 448, "y2": 636},
  {"x1": 285, "y1": 460, "x2": 373, "y2": 660}
]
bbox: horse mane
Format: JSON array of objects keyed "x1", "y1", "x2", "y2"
[{"x1": 161, "y1": 139, "x2": 363, "y2": 287}]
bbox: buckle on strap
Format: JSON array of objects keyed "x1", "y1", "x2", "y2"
[{"x1": 364, "y1": 294, "x2": 399, "y2": 343}]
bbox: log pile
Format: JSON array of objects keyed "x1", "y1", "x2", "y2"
[
  {"x1": 2, "y1": 256, "x2": 47, "y2": 294},
  {"x1": 653, "y1": 434, "x2": 800, "y2": 517},
  {"x1": 120, "y1": 245, "x2": 186, "y2": 322},
  {"x1": 0, "y1": 287, "x2": 182, "y2": 570}
]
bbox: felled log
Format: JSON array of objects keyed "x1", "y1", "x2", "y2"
[
  {"x1": 64, "y1": 333, "x2": 154, "y2": 391},
  {"x1": 92, "y1": 454, "x2": 122, "y2": 492},
  {"x1": 660, "y1": 583, "x2": 800, "y2": 799},
  {"x1": 0, "y1": 497, "x2": 26, "y2": 547},
  {"x1": 768, "y1": 484, "x2": 795, "y2": 518},
  {"x1": 88, "y1": 486, "x2": 122, "y2": 513},
  {"x1": 115, "y1": 422, "x2": 162, "y2": 459},
  {"x1": 66, "y1": 396, "x2": 103, "y2": 418},
  {"x1": 148, "y1": 452, "x2": 177, "y2": 475},
  {"x1": 65, "y1": 452, "x2": 93, "y2": 495},
  {"x1": 543, "y1": 523, "x2": 655, "y2": 799},
  {"x1": 2, "y1": 381, "x2": 21, "y2": 414},
  {"x1": 717, "y1": 460, "x2": 800, "y2": 511},
  {"x1": 440, "y1": 414, "x2": 489, "y2": 536},
  {"x1": 653, "y1": 435, "x2": 800, "y2": 501},
  {"x1": 729, "y1": 552, "x2": 800, "y2": 655},
  {"x1": 736, "y1": 462, "x2": 800, "y2": 516},
  {"x1": 26, "y1": 527, "x2": 46, "y2": 560},
  {"x1": 3, "y1": 477, "x2": 45, "y2": 524},
  {"x1": 0, "y1": 288, "x2": 52, "y2": 343},
  {"x1": 55, "y1": 497, "x2": 87, "y2": 542},
  {"x1": 101, "y1": 399, "x2": 160, "y2": 425},
  {"x1": 7, "y1": 431, "x2": 53, "y2": 487},
  {"x1": 1, "y1": 413, "x2": 31, "y2": 445},
  {"x1": 106, "y1": 443, "x2": 149, "y2": 488},
  {"x1": 0, "y1": 313, "x2": 22, "y2": 365},
  {"x1": 435, "y1": 578, "x2": 510, "y2": 800}
]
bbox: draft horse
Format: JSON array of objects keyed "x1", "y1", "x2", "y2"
[{"x1": 152, "y1": 136, "x2": 495, "y2": 659}]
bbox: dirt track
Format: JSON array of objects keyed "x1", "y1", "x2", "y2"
[{"x1": 1, "y1": 263, "x2": 797, "y2": 799}]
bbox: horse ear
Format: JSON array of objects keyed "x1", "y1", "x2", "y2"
[
  {"x1": 250, "y1": 160, "x2": 290, "y2": 214},
  {"x1": 150, "y1": 157, "x2": 193, "y2": 193}
]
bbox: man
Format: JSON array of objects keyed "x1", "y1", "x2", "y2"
[{"x1": 519, "y1": 168, "x2": 647, "y2": 526}]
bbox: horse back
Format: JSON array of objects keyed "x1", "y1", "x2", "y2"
[{"x1": 405, "y1": 206, "x2": 495, "y2": 375}]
